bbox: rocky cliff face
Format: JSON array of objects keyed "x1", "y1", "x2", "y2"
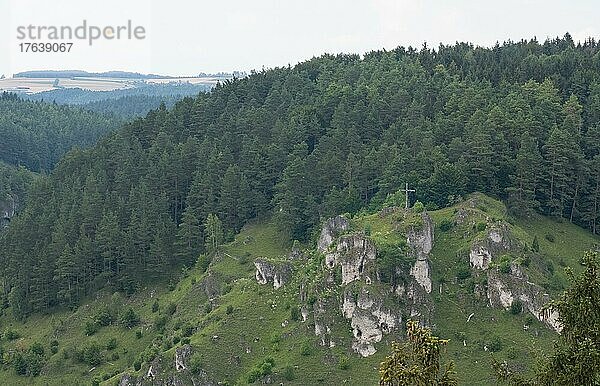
[
  {"x1": 467, "y1": 224, "x2": 562, "y2": 332},
  {"x1": 469, "y1": 224, "x2": 515, "y2": 270},
  {"x1": 407, "y1": 213, "x2": 434, "y2": 294},
  {"x1": 0, "y1": 193, "x2": 16, "y2": 229},
  {"x1": 310, "y1": 210, "x2": 436, "y2": 357},
  {"x1": 119, "y1": 345, "x2": 216, "y2": 386},
  {"x1": 325, "y1": 233, "x2": 377, "y2": 285},
  {"x1": 254, "y1": 259, "x2": 292, "y2": 289},
  {"x1": 317, "y1": 215, "x2": 350, "y2": 252}
]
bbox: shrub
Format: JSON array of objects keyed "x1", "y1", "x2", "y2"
[
  {"x1": 338, "y1": 354, "x2": 350, "y2": 370},
  {"x1": 510, "y1": 299, "x2": 523, "y2": 315},
  {"x1": 300, "y1": 341, "x2": 312, "y2": 356},
  {"x1": 182, "y1": 324, "x2": 194, "y2": 337},
  {"x1": 30, "y1": 342, "x2": 44, "y2": 356},
  {"x1": 413, "y1": 201, "x2": 425, "y2": 213},
  {"x1": 133, "y1": 360, "x2": 141, "y2": 371},
  {"x1": 151, "y1": 300, "x2": 159, "y2": 313},
  {"x1": 106, "y1": 338, "x2": 118, "y2": 350},
  {"x1": 532, "y1": 235, "x2": 540, "y2": 252},
  {"x1": 172, "y1": 336, "x2": 181, "y2": 345},
  {"x1": 226, "y1": 305, "x2": 234, "y2": 315},
  {"x1": 456, "y1": 264, "x2": 471, "y2": 281},
  {"x1": 85, "y1": 321, "x2": 100, "y2": 336},
  {"x1": 77, "y1": 341, "x2": 103, "y2": 366},
  {"x1": 488, "y1": 336, "x2": 503, "y2": 352},
  {"x1": 95, "y1": 308, "x2": 113, "y2": 326},
  {"x1": 282, "y1": 365, "x2": 296, "y2": 381},
  {"x1": 197, "y1": 254, "x2": 211, "y2": 273},
  {"x1": 154, "y1": 315, "x2": 168, "y2": 332},
  {"x1": 135, "y1": 330, "x2": 143, "y2": 339},
  {"x1": 476, "y1": 222, "x2": 487, "y2": 232},
  {"x1": 247, "y1": 356, "x2": 275, "y2": 383},
  {"x1": 204, "y1": 303, "x2": 212, "y2": 314},
  {"x1": 165, "y1": 302, "x2": 177, "y2": 316},
  {"x1": 4, "y1": 329, "x2": 20, "y2": 341},
  {"x1": 439, "y1": 219, "x2": 453, "y2": 232},
  {"x1": 120, "y1": 308, "x2": 140, "y2": 328},
  {"x1": 545, "y1": 233, "x2": 555, "y2": 243},
  {"x1": 290, "y1": 306, "x2": 301, "y2": 322},
  {"x1": 189, "y1": 352, "x2": 203, "y2": 374}
]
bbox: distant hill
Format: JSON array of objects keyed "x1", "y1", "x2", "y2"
[
  {"x1": 14, "y1": 70, "x2": 170, "y2": 79},
  {"x1": 26, "y1": 82, "x2": 210, "y2": 105}
]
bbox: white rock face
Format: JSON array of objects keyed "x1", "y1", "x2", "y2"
[
  {"x1": 342, "y1": 289, "x2": 400, "y2": 357},
  {"x1": 489, "y1": 230, "x2": 503, "y2": 243},
  {"x1": 317, "y1": 215, "x2": 349, "y2": 252},
  {"x1": 410, "y1": 259, "x2": 432, "y2": 293},
  {"x1": 407, "y1": 213, "x2": 434, "y2": 293},
  {"x1": 254, "y1": 260, "x2": 291, "y2": 289},
  {"x1": 327, "y1": 234, "x2": 376, "y2": 285},
  {"x1": 470, "y1": 247, "x2": 493, "y2": 270},
  {"x1": 351, "y1": 313, "x2": 381, "y2": 357},
  {"x1": 175, "y1": 345, "x2": 191, "y2": 372},
  {"x1": 488, "y1": 276, "x2": 514, "y2": 309}
]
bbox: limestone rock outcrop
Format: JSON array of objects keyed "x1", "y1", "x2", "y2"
[
  {"x1": 317, "y1": 215, "x2": 349, "y2": 252},
  {"x1": 325, "y1": 233, "x2": 377, "y2": 285},
  {"x1": 254, "y1": 259, "x2": 292, "y2": 289},
  {"x1": 342, "y1": 288, "x2": 401, "y2": 357},
  {"x1": 467, "y1": 223, "x2": 561, "y2": 332},
  {"x1": 407, "y1": 213, "x2": 434, "y2": 293},
  {"x1": 469, "y1": 225, "x2": 515, "y2": 270}
]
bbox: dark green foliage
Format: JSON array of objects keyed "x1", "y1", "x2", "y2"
[
  {"x1": 545, "y1": 233, "x2": 555, "y2": 242},
  {"x1": 439, "y1": 219, "x2": 454, "y2": 232},
  {"x1": 182, "y1": 323, "x2": 194, "y2": 337},
  {"x1": 120, "y1": 308, "x2": 140, "y2": 328},
  {"x1": 133, "y1": 360, "x2": 142, "y2": 371},
  {"x1": 106, "y1": 338, "x2": 118, "y2": 350},
  {"x1": 226, "y1": 305, "x2": 234, "y2": 315},
  {"x1": 84, "y1": 321, "x2": 100, "y2": 336},
  {"x1": 300, "y1": 340, "x2": 312, "y2": 356},
  {"x1": 282, "y1": 365, "x2": 296, "y2": 380},
  {"x1": 247, "y1": 356, "x2": 275, "y2": 383},
  {"x1": 151, "y1": 300, "x2": 159, "y2": 313},
  {"x1": 510, "y1": 299, "x2": 523, "y2": 315},
  {"x1": 532, "y1": 236, "x2": 540, "y2": 252},
  {"x1": 0, "y1": 92, "x2": 121, "y2": 171},
  {"x1": 4, "y1": 36, "x2": 600, "y2": 319},
  {"x1": 189, "y1": 352, "x2": 203, "y2": 374},
  {"x1": 4, "y1": 329, "x2": 20, "y2": 341},
  {"x1": 165, "y1": 302, "x2": 177, "y2": 315},
  {"x1": 76, "y1": 341, "x2": 103, "y2": 366},
  {"x1": 290, "y1": 306, "x2": 301, "y2": 321}
]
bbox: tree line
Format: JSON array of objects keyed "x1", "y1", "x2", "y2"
[{"x1": 2, "y1": 34, "x2": 600, "y2": 317}]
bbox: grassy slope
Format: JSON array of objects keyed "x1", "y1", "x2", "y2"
[{"x1": 0, "y1": 195, "x2": 597, "y2": 385}]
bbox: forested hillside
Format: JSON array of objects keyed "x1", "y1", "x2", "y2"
[
  {"x1": 81, "y1": 95, "x2": 191, "y2": 119},
  {"x1": 2, "y1": 34, "x2": 600, "y2": 321},
  {"x1": 0, "y1": 93, "x2": 121, "y2": 172}
]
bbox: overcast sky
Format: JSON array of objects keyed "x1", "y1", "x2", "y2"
[{"x1": 0, "y1": 0, "x2": 599, "y2": 77}]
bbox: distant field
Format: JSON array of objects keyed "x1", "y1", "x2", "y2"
[{"x1": 0, "y1": 76, "x2": 223, "y2": 94}]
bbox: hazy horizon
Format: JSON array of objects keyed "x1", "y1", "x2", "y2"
[{"x1": 1, "y1": 0, "x2": 599, "y2": 78}]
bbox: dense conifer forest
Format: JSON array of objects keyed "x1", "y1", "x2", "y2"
[
  {"x1": 2, "y1": 34, "x2": 600, "y2": 319},
  {"x1": 0, "y1": 93, "x2": 121, "y2": 172}
]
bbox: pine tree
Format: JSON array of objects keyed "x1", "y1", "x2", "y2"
[
  {"x1": 204, "y1": 214, "x2": 223, "y2": 255},
  {"x1": 507, "y1": 134, "x2": 543, "y2": 216}
]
